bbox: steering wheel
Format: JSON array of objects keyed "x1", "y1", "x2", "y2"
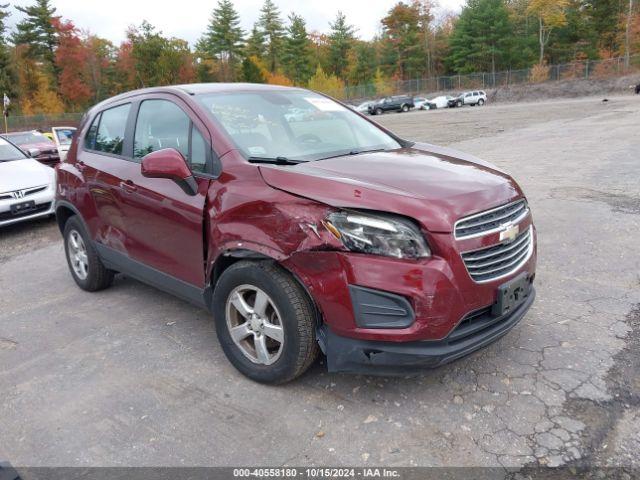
[{"x1": 296, "y1": 133, "x2": 322, "y2": 145}]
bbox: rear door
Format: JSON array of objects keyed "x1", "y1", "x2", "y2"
[
  {"x1": 119, "y1": 95, "x2": 212, "y2": 287},
  {"x1": 79, "y1": 102, "x2": 134, "y2": 253}
]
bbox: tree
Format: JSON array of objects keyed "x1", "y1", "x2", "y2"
[
  {"x1": 624, "y1": 0, "x2": 635, "y2": 67},
  {"x1": 527, "y1": 0, "x2": 569, "y2": 63},
  {"x1": 199, "y1": 0, "x2": 244, "y2": 81},
  {"x1": 347, "y1": 41, "x2": 377, "y2": 85},
  {"x1": 448, "y1": 0, "x2": 515, "y2": 74},
  {"x1": 53, "y1": 18, "x2": 93, "y2": 109},
  {"x1": 373, "y1": 67, "x2": 393, "y2": 96},
  {"x1": 12, "y1": 0, "x2": 59, "y2": 80},
  {"x1": 282, "y1": 13, "x2": 313, "y2": 85},
  {"x1": 0, "y1": 3, "x2": 17, "y2": 105},
  {"x1": 307, "y1": 65, "x2": 344, "y2": 97},
  {"x1": 245, "y1": 24, "x2": 266, "y2": 59},
  {"x1": 258, "y1": 0, "x2": 285, "y2": 72},
  {"x1": 242, "y1": 56, "x2": 266, "y2": 82},
  {"x1": 124, "y1": 21, "x2": 195, "y2": 88},
  {"x1": 327, "y1": 12, "x2": 356, "y2": 80},
  {"x1": 381, "y1": 2, "x2": 426, "y2": 79}
]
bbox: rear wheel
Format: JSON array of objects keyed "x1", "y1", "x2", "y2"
[
  {"x1": 213, "y1": 261, "x2": 319, "y2": 384},
  {"x1": 478, "y1": 98, "x2": 485, "y2": 106},
  {"x1": 63, "y1": 216, "x2": 114, "y2": 291},
  {"x1": 401, "y1": 104, "x2": 409, "y2": 112}
]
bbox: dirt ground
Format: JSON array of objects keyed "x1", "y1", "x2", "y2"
[{"x1": 1, "y1": 95, "x2": 639, "y2": 474}]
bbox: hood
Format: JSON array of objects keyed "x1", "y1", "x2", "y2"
[
  {"x1": 258, "y1": 144, "x2": 522, "y2": 233},
  {"x1": 23, "y1": 141, "x2": 57, "y2": 152},
  {"x1": 0, "y1": 159, "x2": 55, "y2": 193}
]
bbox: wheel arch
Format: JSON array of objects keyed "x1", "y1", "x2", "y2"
[{"x1": 210, "y1": 248, "x2": 325, "y2": 331}]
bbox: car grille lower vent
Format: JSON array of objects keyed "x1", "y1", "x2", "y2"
[
  {"x1": 461, "y1": 226, "x2": 533, "y2": 282},
  {"x1": 455, "y1": 199, "x2": 528, "y2": 239}
]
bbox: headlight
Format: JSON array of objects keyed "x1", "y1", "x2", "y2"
[{"x1": 324, "y1": 211, "x2": 431, "y2": 259}]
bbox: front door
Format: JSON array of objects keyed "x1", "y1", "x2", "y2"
[{"x1": 119, "y1": 97, "x2": 211, "y2": 288}]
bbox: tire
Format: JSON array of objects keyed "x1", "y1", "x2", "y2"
[
  {"x1": 213, "y1": 260, "x2": 319, "y2": 384},
  {"x1": 375, "y1": 108, "x2": 383, "y2": 115},
  {"x1": 457, "y1": 100, "x2": 463, "y2": 107},
  {"x1": 478, "y1": 98, "x2": 485, "y2": 106},
  {"x1": 63, "y1": 215, "x2": 114, "y2": 291},
  {"x1": 401, "y1": 104, "x2": 409, "y2": 112}
]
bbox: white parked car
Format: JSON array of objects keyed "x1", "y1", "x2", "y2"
[
  {"x1": 352, "y1": 101, "x2": 373, "y2": 114},
  {"x1": 457, "y1": 90, "x2": 487, "y2": 106},
  {"x1": 51, "y1": 126, "x2": 76, "y2": 161},
  {"x1": 414, "y1": 97, "x2": 429, "y2": 110},
  {"x1": 0, "y1": 137, "x2": 56, "y2": 227},
  {"x1": 426, "y1": 96, "x2": 453, "y2": 109}
]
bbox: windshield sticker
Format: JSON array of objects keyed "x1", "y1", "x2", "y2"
[
  {"x1": 248, "y1": 146, "x2": 267, "y2": 156},
  {"x1": 305, "y1": 97, "x2": 346, "y2": 112}
]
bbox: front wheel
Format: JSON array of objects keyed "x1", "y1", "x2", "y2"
[
  {"x1": 457, "y1": 100, "x2": 463, "y2": 107},
  {"x1": 375, "y1": 108, "x2": 383, "y2": 115},
  {"x1": 213, "y1": 261, "x2": 319, "y2": 384}
]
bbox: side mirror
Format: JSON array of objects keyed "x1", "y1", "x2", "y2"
[
  {"x1": 27, "y1": 148, "x2": 41, "y2": 158},
  {"x1": 141, "y1": 148, "x2": 198, "y2": 196}
]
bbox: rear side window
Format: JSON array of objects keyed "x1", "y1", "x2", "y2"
[
  {"x1": 92, "y1": 104, "x2": 131, "y2": 155},
  {"x1": 134, "y1": 99, "x2": 208, "y2": 172}
]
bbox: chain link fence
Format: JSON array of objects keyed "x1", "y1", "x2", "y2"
[
  {"x1": 339, "y1": 54, "x2": 640, "y2": 102},
  {"x1": 4, "y1": 112, "x2": 84, "y2": 133}
]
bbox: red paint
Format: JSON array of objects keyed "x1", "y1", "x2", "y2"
[
  {"x1": 56, "y1": 84, "x2": 536, "y2": 344},
  {"x1": 141, "y1": 148, "x2": 192, "y2": 180}
]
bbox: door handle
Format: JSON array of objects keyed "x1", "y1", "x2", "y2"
[{"x1": 119, "y1": 180, "x2": 137, "y2": 193}]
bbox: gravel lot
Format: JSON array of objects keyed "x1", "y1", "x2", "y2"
[{"x1": 1, "y1": 96, "x2": 639, "y2": 473}]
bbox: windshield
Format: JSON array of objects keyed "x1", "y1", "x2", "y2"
[
  {"x1": 4, "y1": 132, "x2": 51, "y2": 145},
  {"x1": 195, "y1": 90, "x2": 401, "y2": 162},
  {"x1": 0, "y1": 138, "x2": 28, "y2": 162},
  {"x1": 54, "y1": 128, "x2": 75, "y2": 145}
]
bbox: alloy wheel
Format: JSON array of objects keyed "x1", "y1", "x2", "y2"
[
  {"x1": 68, "y1": 229, "x2": 89, "y2": 280},
  {"x1": 225, "y1": 284, "x2": 285, "y2": 365}
]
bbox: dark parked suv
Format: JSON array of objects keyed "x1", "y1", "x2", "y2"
[
  {"x1": 368, "y1": 95, "x2": 415, "y2": 115},
  {"x1": 56, "y1": 83, "x2": 536, "y2": 383}
]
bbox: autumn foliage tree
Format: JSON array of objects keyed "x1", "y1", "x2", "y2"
[{"x1": 53, "y1": 18, "x2": 92, "y2": 108}]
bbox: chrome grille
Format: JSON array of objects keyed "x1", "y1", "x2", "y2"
[
  {"x1": 461, "y1": 226, "x2": 533, "y2": 282},
  {"x1": 455, "y1": 199, "x2": 528, "y2": 239},
  {"x1": 0, "y1": 185, "x2": 48, "y2": 200}
]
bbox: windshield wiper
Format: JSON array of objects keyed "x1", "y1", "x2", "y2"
[
  {"x1": 314, "y1": 148, "x2": 388, "y2": 162},
  {"x1": 248, "y1": 156, "x2": 303, "y2": 165}
]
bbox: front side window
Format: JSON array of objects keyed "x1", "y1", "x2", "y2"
[
  {"x1": 195, "y1": 90, "x2": 401, "y2": 162},
  {"x1": 134, "y1": 99, "x2": 207, "y2": 172},
  {"x1": 94, "y1": 104, "x2": 131, "y2": 155}
]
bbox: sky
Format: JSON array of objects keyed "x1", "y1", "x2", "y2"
[{"x1": 7, "y1": 0, "x2": 465, "y2": 46}]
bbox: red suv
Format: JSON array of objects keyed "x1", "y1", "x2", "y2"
[{"x1": 55, "y1": 84, "x2": 536, "y2": 383}]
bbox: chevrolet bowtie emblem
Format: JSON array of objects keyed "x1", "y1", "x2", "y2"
[{"x1": 499, "y1": 223, "x2": 519, "y2": 242}]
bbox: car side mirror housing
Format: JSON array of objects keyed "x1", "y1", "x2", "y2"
[
  {"x1": 27, "y1": 148, "x2": 41, "y2": 158},
  {"x1": 141, "y1": 148, "x2": 198, "y2": 196}
]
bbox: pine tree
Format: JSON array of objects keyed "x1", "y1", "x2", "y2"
[
  {"x1": 199, "y1": 0, "x2": 244, "y2": 81},
  {"x1": 381, "y1": 2, "x2": 427, "y2": 79},
  {"x1": 12, "y1": 0, "x2": 59, "y2": 80},
  {"x1": 0, "y1": 3, "x2": 17, "y2": 105},
  {"x1": 327, "y1": 12, "x2": 356, "y2": 80},
  {"x1": 245, "y1": 24, "x2": 266, "y2": 59},
  {"x1": 258, "y1": 0, "x2": 285, "y2": 72},
  {"x1": 448, "y1": 0, "x2": 515, "y2": 74},
  {"x1": 282, "y1": 13, "x2": 313, "y2": 85}
]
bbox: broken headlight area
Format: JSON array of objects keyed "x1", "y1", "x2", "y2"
[{"x1": 323, "y1": 211, "x2": 431, "y2": 259}]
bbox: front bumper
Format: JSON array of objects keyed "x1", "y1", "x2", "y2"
[
  {"x1": 0, "y1": 186, "x2": 55, "y2": 227},
  {"x1": 320, "y1": 287, "x2": 535, "y2": 374}
]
